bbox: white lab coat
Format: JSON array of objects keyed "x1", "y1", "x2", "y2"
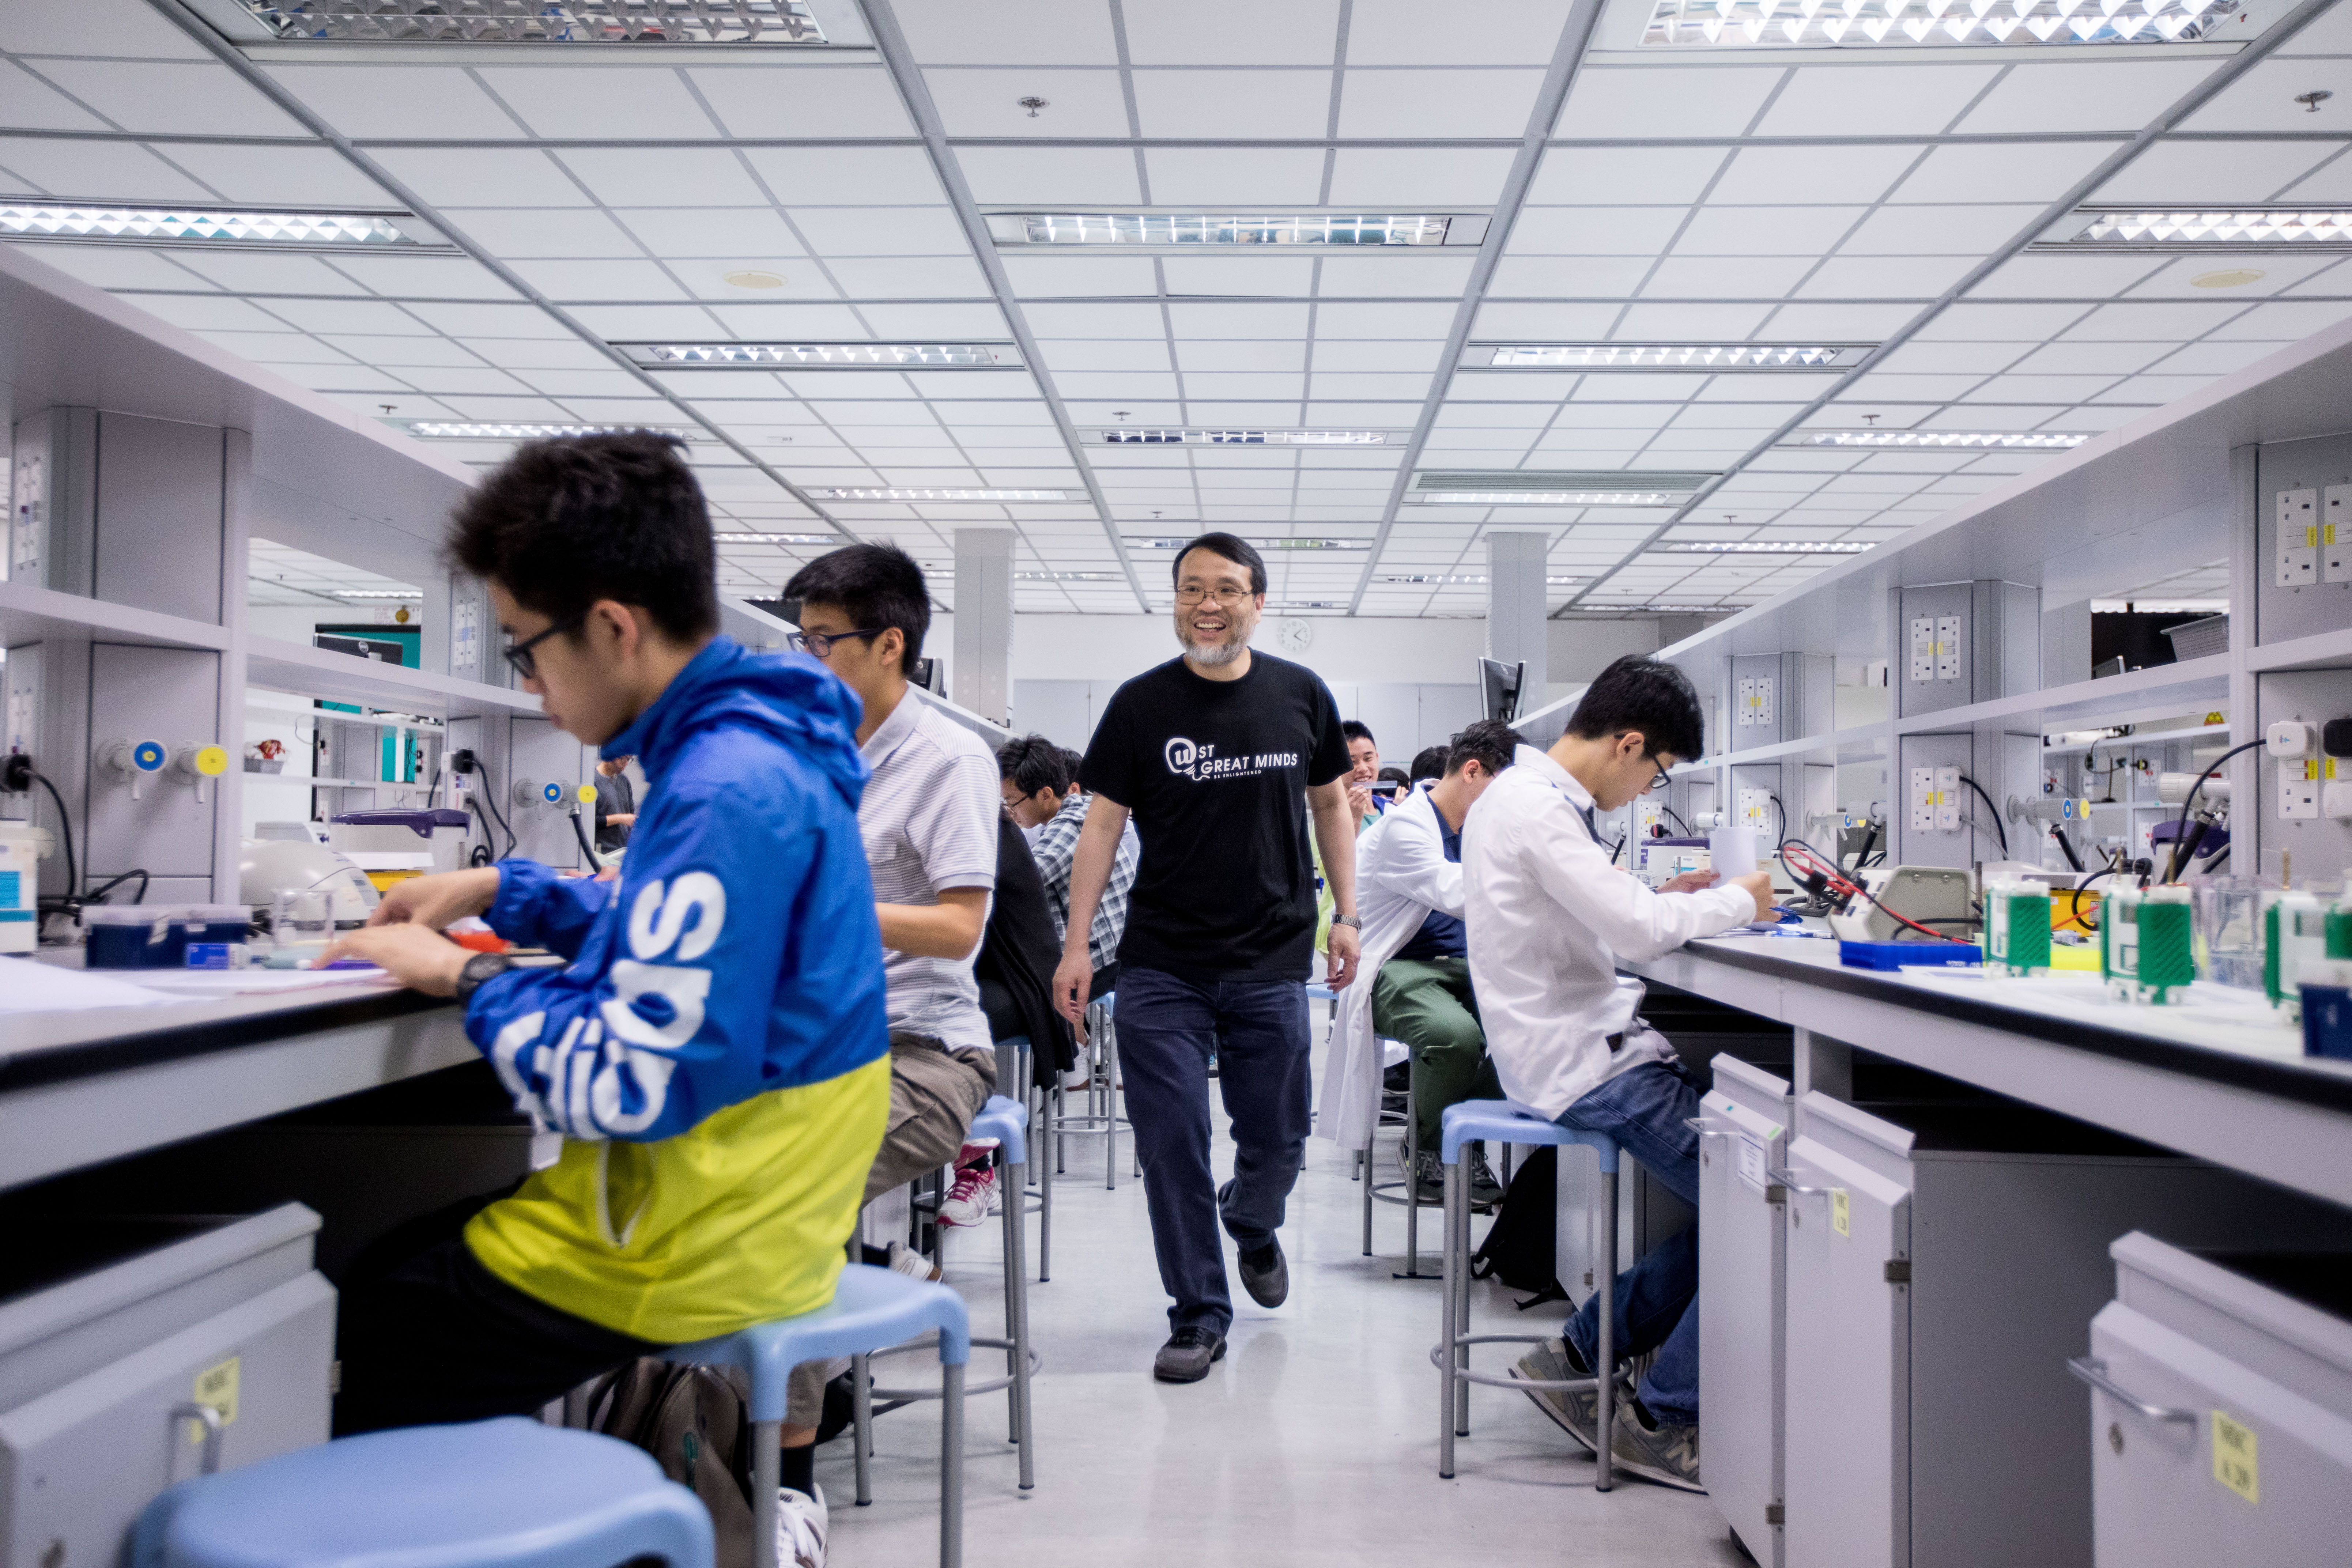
[{"x1": 1315, "y1": 782, "x2": 1464, "y2": 1151}]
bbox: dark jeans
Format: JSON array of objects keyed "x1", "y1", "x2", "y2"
[
  {"x1": 1115, "y1": 966, "x2": 1313, "y2": 1335},
  {"x1": 1556, "y1": 1059, "x2": 1702, "y2": 1425},
  {"x1": 334, "y1": 1189, "x2": 660, "y2": 1436}
]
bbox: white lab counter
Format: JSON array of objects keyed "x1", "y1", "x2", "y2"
[{"x1": 1623, "y1": 932, "x2": 2352, "y2": 1211}]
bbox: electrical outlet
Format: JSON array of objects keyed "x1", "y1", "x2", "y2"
[
  {"x1": 2268, "y1": 719, "x2": 2318, "y2": 759},
  {"x1": 1909, "y1": 766, "x2": 1935, "y2": 832},
  {"x1": 1934, "y1": 616, "x2": 1963, "y2": 681},
  {"x1": 1736, "y1": 786, "x2": 1772, "y2": 830},
  {"x1": 2278, "y1": 487, "x2": 2321, "y2": 586},
  {"x1": 1735, "y1": 676, "x2": 1756, "y2": 727},
  {"x1": 1752, "y1": 675, "x2": 1773, "y2": 727},
  {"x1": 1908, "y1": 617, "x2": 1935, "y2": 684},
  {"x1": 2282, "y1": 759, "x2": 2323, "y2": 820},
  {"x1": 2328, "y1": 485, "x2": 2352, "y2": 582},
  {"x1": 1934, "y1": 765, "x2": 1961, "y2": 831}
]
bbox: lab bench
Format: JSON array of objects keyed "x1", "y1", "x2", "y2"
[{"x1": 1634, "y1": 933, "x2": 2352, "y2": 1568}]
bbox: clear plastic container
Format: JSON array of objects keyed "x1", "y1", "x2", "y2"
[
  {"x1": 174, "y1": 904, "x2": 252, "y2": 953},
  {"x1": 2194, "y1": 876, "x2": 2271, "y2": 993},
  {"x1": 83, "y1": 904, "x2": 180, "y2": 969}
]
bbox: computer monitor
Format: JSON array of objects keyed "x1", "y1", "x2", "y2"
[
  {"x1": 1479, "y1": 657, "x2": 1525, "y2": 723},
  {"x1": 909, "y1": 656, "x2": 947, "y2": 696}
]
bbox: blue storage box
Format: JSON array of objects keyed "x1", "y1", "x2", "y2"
[{"x1": 1840, "y1": 938, "x2": 1982, "y2": 971}]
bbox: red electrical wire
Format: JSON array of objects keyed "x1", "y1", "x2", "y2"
[{"x1": 1779, "y1": 837, "x2": 1968, "y2": 944}]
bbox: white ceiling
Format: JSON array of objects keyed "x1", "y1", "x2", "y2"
[{"x1": 5, "y1": 0, "x2": 2352, "y2": 620}]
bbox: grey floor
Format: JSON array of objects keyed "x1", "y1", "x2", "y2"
[{"x1": 816, "y1": 1032, "x2": 1744, "y2": 1568}]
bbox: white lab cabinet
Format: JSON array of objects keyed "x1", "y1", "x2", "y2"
[
  {"x1": 1696, "y1": 1054, "x2": 1793, "y2": 1568},
  {"x1": 2083, "y1": 1233, "x2": 2352, "y2": 1566},
  {"x1": 1781, "y1": 1093, "x2": 2342, "y2": 1568},
  {"x1": 0, "y1": 1206, "x2": 333, "y2": 1568}
]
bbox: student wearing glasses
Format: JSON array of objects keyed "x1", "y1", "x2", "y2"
[{"x1": 1050, "y1": 532, "x2": 1361, "y2": 1384}]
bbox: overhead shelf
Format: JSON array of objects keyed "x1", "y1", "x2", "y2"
[
  {"x1": 1892, "y1": 655, "x2": 2230, "y2": 737},
  {"x1": 2040, "y1": 721, "x2": 2231, "y2": 759},
  {"x1": 2249, "y1": 624, "x2": 2352, "y2": 674},
  {"x1": 245, "y1": 637, "x2": 542, "y2": 717},
  {"x1": 0, "y1": 578, "x2": 231, "y2": 653},
  {"x1": 1676, "y1": 723, "x2": 1891, "y2": 775}
]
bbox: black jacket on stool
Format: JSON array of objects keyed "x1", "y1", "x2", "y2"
[{"x1": 976, "y1": 815, "x2": 1078, "y2": 1086}]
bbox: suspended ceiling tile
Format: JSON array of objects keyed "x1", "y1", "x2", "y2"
[
  {"x1": 1673, "y1": 204, "x2": 1857, "y2": 257},
  {"x1": 1610, "y1": 301, "x2": 1773, "y2": 339},
  {"x1": 505, "y1": 257, "x2": 700, "y2": 299},
  {"x1": 1325, "y1": 145, "x2": 1520, "y2": 206},
  {"x1": 259, "y1": 298, "x2": 437, "y2": 335},
  {"x1": 126, "y1": 293, "x2": 293, "y2": 332},
  {"x1": 1509, "y1": 206, "x2": 1689, "y2": 257},
  {"x1": 999, "y1": 254, "x2": 1161, "y2": 296},
  {"x1": 821, "y1": 255, "x2": 990, "y2": 295},
  {"x1": 475, "y1": 66, "x2": 722, "y2": 139},
  {"x1": 1795, "y1": 255, "x2": 1975, "y2": 298},
  {"x1": 1838, "y1": 204, "x2": 2045, "y2": 256},
  {"x1": 16, "y1": 244, "x2": 207, "y2": 290},
  {"x1": 2132, "y1": 253, "x2": 2347, "y2": 298},
  {"x1": 1317, "y1": 254, "x2": 1479, "y2": 296},
  {"x1": 1873, "y1": 339, "x2": 2034, "y2": 374},
  {"x1": 1336, "y1": 67, "x2": 1546, "y2": 138},
  {"x1": 2146, "y1": 339, "x2": 2295, "y2": 375},
  {"x1": 924, "y1": 67, "x2": 1132, "y2": 136},
  {"x1": 1641, "y1": 256, "x2": 1816, "y2": 296},
  {"x1": 195, "y1": 330, "x2": 351, "y2": 364},
  {"x1": 510, "y1": 367, "x2": 646, "y2": 397},
  {"x1": 1470, "y1": 299, "x2": 1622, "y2": 337},
  {"x1": 1134, "y1": 69, "x2": 1334, "y2": 137},
  {"x1": 789, "y1": 205, "x2": 972, "y2": 257},
  {"x1": 1143, "y1": 146, "x2": 1330, "y2": 205},
  {"x1": 1526, "y1": 144, "x2": 1725, "y2": 205},
  {"x1": 896, "y1": 0, "x2": 1120, "y2": 65},
  {"x1": 2274, "y1": 152, "x2": 2352, "y2": 203},
  {"x1": 549, "y1": 149, "x2": 766, "y2": 209},
  {"x1": 952, "y1": 145, "x2": 1142, "y2": 205},
  {"x1": 326, "y1": 254, "x2": 524, "y2": 300},
  {"x1": 1758, "y1": 301, "x2": 1922, "y2": 339},
  {"x1": 2090, "y1": 138, "x2": 2341, "y2": 204},
  {"x1": 686, "y1": 64, "x2": 918, "y2": 137},
  {"x1": 1554, "y1": 64, "x2": 1785, "y2": 139},
  {"x1": 1756, "y1": 61, "x2": 2001, "y2": 137},
  {"x1": 1054, "y1": 371, "x2": 1185, "y2": 399},
  {"x1": 700, "y1": 301, "x2": 869, "y2": 335},
  {"x1": 858, "y1": 302, "x2": 1010, "y2": 337},
  {"x1": 451, "y1": 207, "x2": 643, "y2": 259},
  {"x1": 1486, "y1": 256, "x2": 1653, "y2": 295},
  {"x1": 2204, "y1": 299, "x2": 2352, "y2": 339},
  {"x1": 2059, "y1": 299, "x2": 2254, "y2": 339},
  {"x1": 1967, "y1": 252, "x2": 2173, "y2": 299},
  {"x1": 1309, "y1": 340, "x2": 1445, "y2": 372},
  {"x1": 2178, "y1": 57, "x2": 2352, "y2": 135},
  {"x1": 1955, "y1": 57, "x2": 2226, "y2": 135},
  {"x1": 1160, "y1": 256, "x2": 1318, "y2": 296},
  {"x1": 31, "y1": 58, "x2": 305, "y2": 136},
  {"x1": 737, "y1": 147, "x2": 948, "y2": 207},
  {"x1": 0, "y1": 136, "x2": 215, "y2": 201},
  {"x1": 1887, "y1": 140, "x2": 2118, "y2": 206}
]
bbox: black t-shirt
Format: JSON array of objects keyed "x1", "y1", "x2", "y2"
[{"x1": 1080, "y1": 652, "x2": 1351, "y2": 980}]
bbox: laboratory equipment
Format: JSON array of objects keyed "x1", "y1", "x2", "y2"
[
  {"x1": 1635, "y1": 836, "x2": 1710, "y2": 888},
  {"x1": 1839, "y1": 939, "x2": 1982, "y2": 971},
  {"x1": 2193, "y1": 876, "x2": 2270, "y2": 993},
  {"x1": 329, "y1": 807, "x2": 471, "y2": 880},
  {"x1": 83, "y1": 904, "x2": 174, "y2": 969},
  {"x1": 2138, "y1": 886, "x2": 2196, "y2": 1004},
  {"x1": 1985, "y1": 880, "x2": 2052, "y2": 976},
  {"x1": 2300, "y1": 958, "x2": 2352, "y2": 1058},
  {"x1": 238, "y1": 838, "x2": 380, "y2": 927},
  {"x1": 2266, "y1": 889, "x2": 2326, "y2": 1017},
  {"x1": 2104, "y1": 887, "x2": 2143, "y2": 1001},
  {"x1": 1827, "y1": 865, "x2": 1974, "y2": 944},
  {"x1": 0, "y1": 817, "x2": 46, "y2": 955}
]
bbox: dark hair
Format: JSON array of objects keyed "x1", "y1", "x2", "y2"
[
  {"x1": 782, "y1": 544, "x2": 930, "y2": 676},
  {"x1": 1408, "y1": 745, "x2": 1449, "y2": 783},
  {"x1": 1172, "y1": 532, "x2": 1266, "y2": 597},
  {"x1": 1566, "y1": 655, "x2": 1704, "y2": 761},
  {"x1": 1377, "y1": 766, "x2": 1409, "y2": 785},
  {"x1": 999, "y1": 734, "x2": 1072, "y2": 798},
  {"x1": 446, "y1": 433, "x2": 717, "y2": 642},
  {"x1": 1058, "y1": 747, "x2": 1086, "y2": 785},
  {"x1": 1341, "y1": 720, "x2": 1375, "y2": 747},
  {"x1": 1447, "y1": 718, "x2": 1525, "y2": 778}
]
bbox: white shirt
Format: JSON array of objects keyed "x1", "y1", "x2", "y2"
[
  {"x1": 1461, "y1": 744, "x2": 1754, "y2": 1120},
  {"x1": 858, "y1": 691, "x2": 1000, "y2": 1054}
]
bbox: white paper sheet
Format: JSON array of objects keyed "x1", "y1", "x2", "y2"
[
  {"x1": 136, "y1": 967, "x2": 393, "y2": 996},
  {"x1": 0, "y1": 960, "x2": 182, "y2": 1013}
]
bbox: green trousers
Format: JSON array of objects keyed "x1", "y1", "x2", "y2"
[{"x1": 1372, "y1": 954, "x2": 1502, "y2": 1152}]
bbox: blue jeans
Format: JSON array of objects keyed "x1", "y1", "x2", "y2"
[
  {"x1": 1115, "y1": 966, "x2": 1313, "y2": 1335},
  {"x1": 1557, "y1": 1059, "x2": 1701, "y2": 1425}
]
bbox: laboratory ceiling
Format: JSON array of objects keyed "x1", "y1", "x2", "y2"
[{"x1": 4, "y1": 0, "x2": 2351, "y2": 620}]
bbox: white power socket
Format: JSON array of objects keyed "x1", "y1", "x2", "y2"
[
  {"x1": 1735, "y1": 785, "x2": 1773, "y2": 830},
  {"x1": 2325, "y1": 780, "x2": 2352, "y2": 821},
  {"x1": 2281, "y1": 759, "x2": 2323, "y2": 820},
  {"x1": 2277, "y1": 487, "x2": 2320, "y2": 586},
  {"x1": 1907, "y1": 615, "x2": 1964, "y2": 683},
  {"x1": 1908, "y1": 617, "x2": 1934, "y2": 684},
  {"x1": 2328, "y1": 485, "x2": 2352, "y2": 583},
  {"x1": 1734, "y1": 675, "x2": 1775, "y2": 729},
  {"x1": 1935, "y1": 616, "x2": 1962, "y2": 681},
  {"x1": 1908, "y1": 765, "x2": 1962, "y2": 832}
]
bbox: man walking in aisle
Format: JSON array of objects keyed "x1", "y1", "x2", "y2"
[{"x1": 1052, "y1": 532, "x2": 1362, "y2": 1382}]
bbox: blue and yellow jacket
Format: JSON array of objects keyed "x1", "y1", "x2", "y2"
[{"x1": 460, "y1": 636, "x2": 891, "y2": 1343}]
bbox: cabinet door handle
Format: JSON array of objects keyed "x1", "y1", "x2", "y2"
[
  {"x1": 1765, "y1": 1165, "x2": 1829, "y2": 1197},
  {"x1": 2065, "y1": 1357, "x2": 2195, "y2": 1425},
  {"x1": 172, "y1": 1402, "x2": 224, "y2": 1475},
  {"x1": 1684, "y1": 1117, "x2": 1733, "y2": 1140}
]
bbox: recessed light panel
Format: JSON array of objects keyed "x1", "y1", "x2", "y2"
[
  {"x1": 1641, "y1": 0, "x2": 2261, "y2": 48},
  {"x1": 205, "y1": 0, "x2": 826, "y2": 44},
  {"x1": 717, "y1": 532, "x2": 840, "y2": 544},
  {"x1": 984, "y1": 213, "x2": 1488, "y2": 248},
  {"x1": 619, "y1": 343, "x2": 1022, "y2": 369},
  {"x1": 1129, "y1": 537, "x2": 1368, "y2": 550},
  {"x1": 1787, "y1": 430, "x2": 2089, "y2": 449},
  {"x1": 1464, "y1": 344, "x2": 1871, "y2": 370},
  {"x1": 1091, "y1": 428, "x2": 1391, "y2": 446},
  {"x1": 332, "y1": 589, "x2": 419, "y2": 599},
  {"x1": 390, "y1": 419, "x2": 697, "y2": 441},
  {"x1": 1018, "y1": 571, "x2": 1119, "y2": 581},
  {"x1": 2040, "y1": 208, "x2": 2352, "y2": 250},
  {"x1": 1378, "y1": 574, "x2": 1586, "y2": 584},
  {"x1": 1654, "y1": 540, "x2": 1871, "y2": 554},
  {"x1": 0, "y1": 202, "x2": 446, "y2": 251},
  {"x1": 1410, "y1": 470, "x2": 1710, "y2": 506},
  {"x1": 805, "y1": 488, "x2": 1079, "y2": 502}
]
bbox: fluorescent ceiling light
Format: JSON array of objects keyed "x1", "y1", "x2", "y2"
[
  {"x1": 1378, "y1": 575, "x2": 1586, "y2": 585},
  {"x1": 1464, "y1": 344, "x2": 1870, "y2": 370},
  {"x1": 619, "y1": 343, "x2": 1021, "y2": 369},
  {"x1": 805, "y1": 487, "x2": 1079, "y2": 502},
  {"x1": 0, "y1": 202, "x2": 445, "y2": 251},
  {"x1": 1129, "y1": 537, "x2": 1367, "y2": 550},
  {"x1": 204, "y1": 0, "x2": 825, "y2": 42},
  {"x1": 2041, "y1": 208, "x2": 2352, "y2": 250},
  {"x1": 1409, "y1": 469, "x2": 1708, "y2": 507},
  {"x1": 331, "y1": 589, "x2": 419, "y2": 599},
  {"x1": 1655, "y1": 540, "x2": 1871, "y2": 554},
  {"x1": 984, "y1": 213, "x2": 1488, "y2": 248},
  {"x1": 1419, "y1": 491, "x2": 1688, "y2": 506},
  {"x1": 1640, "y1": 0, "x2": 2259, "y2": 48},
  {"x1": 1788, "y1": 430, "x2": 2088, "y2": 449},
  {"x1": 1092, "y1": 428, "x2": 1390, "y2": 446},
  {"x1": 390, "y1": 419, "x2": 696, "y2": 441},
  {"x1": 1017, "y1": 571, "x2": 1119, "y2": 581},
  {"x1": 718, "y1": 532, "x2": 839, "y2": 545}
]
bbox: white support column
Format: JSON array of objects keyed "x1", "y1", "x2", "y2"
[
  {"x1": 952, "y1": 528, "x2": 1014, "y2": 724},
  {"x1": 1485, "y1": 531, "x2": 1549, "y2": 710}
]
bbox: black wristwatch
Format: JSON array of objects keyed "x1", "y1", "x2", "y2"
[{"x1": 454, "y1": 951, "x2": 514, "y2": 1004}]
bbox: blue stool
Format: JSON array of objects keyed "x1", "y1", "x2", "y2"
[
  {"x1": 664, "y1": 1263, "x2": 970, "y2": 1568},
  {"x1": 1432, "y1": 1100, "x2": 1622, "y2": 1490},
  {"x1": 132, "y1": 1418, "x2": 712, "y2": 1568},
  {"x1": 867, "y1": 1095, "x2": 1037, "y2": 1494}
]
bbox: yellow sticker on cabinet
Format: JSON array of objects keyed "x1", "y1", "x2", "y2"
[
  {"x1": 192, "y1": 1356, "x2": 241, "y2": 1432},
  {"x1": 1831, "y1": 1189, "x2": 1850, "y2": 1237},
  {"x1": 2212, "y1": 1411, "x2": 2258, "y2": 1504}
]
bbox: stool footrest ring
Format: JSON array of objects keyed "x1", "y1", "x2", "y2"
[{"x1": 868, "y1": 1337, "x2": 1042, "y2": 1402}]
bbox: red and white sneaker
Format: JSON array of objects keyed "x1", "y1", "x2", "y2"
[{"x1": 938, "y1": 1142, "x2": 1000, "y2": 1228}]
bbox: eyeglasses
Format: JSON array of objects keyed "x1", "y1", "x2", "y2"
[
  {"x1": 502, "y1": 615, "x2": 585, "y2": 680},
  {"x1": 1645, "y1": 764, "x2": 1673, "y2": 794},
  {"x1": 1174, "y1": 586, "x2": 1255, "y2": 607},
  {"x1": 787, "y1": 627, "x2": 887, "y2": 657}
]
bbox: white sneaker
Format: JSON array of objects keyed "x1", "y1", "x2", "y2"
[
  {"x1": 888, "y1": 1244, "x2": 940, "y2": 1282},
  {"x1": 938, "y1": 1160, "x2": 1000, "y2": 1228},
  {"x1": 776, "y1": 1483, "x2": 829, "y2": 1568}
]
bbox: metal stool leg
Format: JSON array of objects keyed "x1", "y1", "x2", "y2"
[
  {"x1": 755, "y1": 1417, "x2": 781, "y2": 1568},
  {"x1": 1103, "y1": 1027, "x2": 1120, "y2": 1190},
  {"x1": 1038, "y1": 1084, "x2": 1054, "y2": 1282},
  {"x1": 1400, "y1": 1049, "x2": 1429, "y2": 1278},
  {"x1": 1002, "y1": 1150, "x2": 1035, "y2": 1490},
  {"x1": 1596, "y1": 1163, "x2": 1617, "y2": 1492},
  {"x1": 1438, "y1": 1157, "x2": 1462, "y2": 1477},
  {"x1": 1454, "y1": 1169, "x2": 1473, "y2": 1437},
  {"x1": 851, "y1": 1353, "x2": 873, "y2": 1506},
  {"x1": 940, "y1": 1361, "x2": 964, "y2": 1568},
  {"x1": 1499, "y1": 1141, "x2": 1513, "y2": 1187},
  {"x1": 1361, "y1": 1126, "x2": 1375, "y2": 1256}
]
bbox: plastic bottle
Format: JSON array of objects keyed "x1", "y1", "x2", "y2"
[
  {"x1": 1985, "y1": 881, "x2": 2051, "y2": 976},
  {"x1": 2137, "y1": 885, "x2": 2196, "y2": 1005}
]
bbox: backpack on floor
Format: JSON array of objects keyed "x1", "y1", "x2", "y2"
[
  {"x1": 1469, "y1": 1144, "x2": 1568, "y2": 1306},
  {"x1": 588, "y1": 1359, "x2": 758, "y2": 1567}
]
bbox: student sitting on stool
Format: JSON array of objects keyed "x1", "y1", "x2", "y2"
[{"x1": 1461, "y1": 655, "x2": 1772, "y2": 1494}]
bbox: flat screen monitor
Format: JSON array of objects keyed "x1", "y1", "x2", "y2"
[{"x1": 1479, "y1": 657, "x2": 1525, "y2": 723}]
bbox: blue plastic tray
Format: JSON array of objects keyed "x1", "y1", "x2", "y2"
[{"x1": 1839, "y1": 938, "x2": 1982, "y2": 971}]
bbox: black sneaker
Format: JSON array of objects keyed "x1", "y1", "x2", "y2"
[
  {"x1": 1237, "y1": 1236, "x2": 1288, "y2": 1307},
  {"x1": 1397, "y1": 1142, "x2": 1446, "y2": 1205},
  {"x1": 1468, "y1": 1143, "x2": 1506, "y2": 1209},
  {"x1": 1153, "y1": 1326, "x2": 1227, "y2": 1382}
]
